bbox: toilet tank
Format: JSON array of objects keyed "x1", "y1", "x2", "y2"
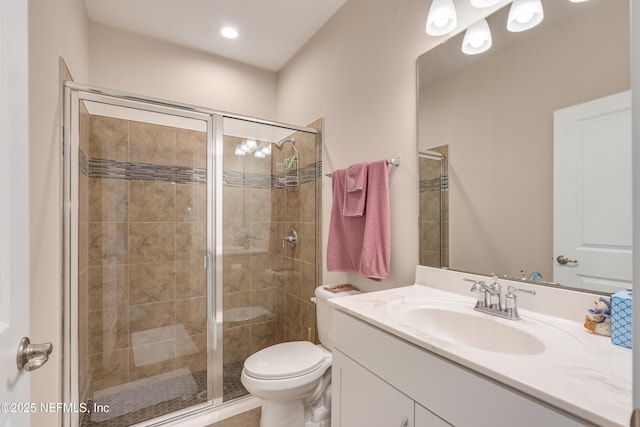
[{"x1": 314, "y1": 285, "x2": 361, "y2": 350}]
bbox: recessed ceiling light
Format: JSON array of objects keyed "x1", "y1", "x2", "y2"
[{"x1": 219, "y1": 26, "x2": 239, "y2": 39}]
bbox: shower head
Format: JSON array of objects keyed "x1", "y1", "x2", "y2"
[{"x1": 273, "y1": 138, "x2": 295, "y2": 150}]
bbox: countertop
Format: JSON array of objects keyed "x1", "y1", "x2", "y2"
[{"x1": 329, "y1": 284, "x2": 632, "y2": 427}]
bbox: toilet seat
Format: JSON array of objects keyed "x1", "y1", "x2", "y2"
[{"x1": 244, "y1": 341, "x2": 326, "y2": 380}]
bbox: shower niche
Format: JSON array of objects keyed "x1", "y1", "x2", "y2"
[{"x1": 64, "y1": 83, "x2": 321, "y2": 426}]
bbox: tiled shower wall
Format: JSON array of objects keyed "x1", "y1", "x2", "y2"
[
  {"x1": 272, "y1": 130, "x2": 319, "y2": 343},
  {"x1": 79, "y1": 113, "x2": 208, "y2": 402},
  {"x1": 222, "y1": 126, "x2": 321, "y2": 368},
  {"x1": 222, "y1": 134, "x2": 279, "y2": 366},
  {"x1": 419, "y1": 145, "x2": 449, "y2": 268}
]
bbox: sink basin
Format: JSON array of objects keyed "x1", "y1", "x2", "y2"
[
  {"x1": 401, "y1": 306, "x2": 545, "y2": 355},
  {"x1": 383, "y1": 297, "x2": 557, "y2": 355}
]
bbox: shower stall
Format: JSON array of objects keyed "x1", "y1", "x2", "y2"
[
  {"x1": 418, "y1": 147, "x2": 448, "y2": 268},
  {"x1": 63, "y1": 83, "x2": 321, "y2": 426}
]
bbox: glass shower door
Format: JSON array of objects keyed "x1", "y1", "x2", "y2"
[{"x1": 64, "y1": 87, "x2": 217, "y2": 426}]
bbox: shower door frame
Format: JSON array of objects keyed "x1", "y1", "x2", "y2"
[
  {"x1": 62, "y1": 83, "x2": 222, "y2": 426},
  {"x1": 62, "y1": 82, "x2": 319, "y2": 426}
]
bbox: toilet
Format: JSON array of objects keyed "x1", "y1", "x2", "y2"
[{"x1": 241, "y1": 284, "x2": 361, "y2": 427}]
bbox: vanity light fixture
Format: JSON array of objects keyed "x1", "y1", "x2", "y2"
[
  {"x1": 218, "y1": 26, "x2": 239, "y2": 39},
  {"x1": 259, "y1": 144, "x2": 272, "y2": 156},
  {"x1": 462, "y1": 18, "x2": 492, "y2": 55},
  {"x1": 507, "y1": 0, "x2": 544, "y2": 32},
  {"x1": 470, "y1": 0, "x2": 502, "y2": 7},
  {"x1": 254, "y1": 142, "x2": 272, "y2": 158},
  {"x1": 234, "y1": 139, "x2": 273, "y2": 158},
  {"x1": 426, "y1": 0, "x2": 458, "y2": 36}
]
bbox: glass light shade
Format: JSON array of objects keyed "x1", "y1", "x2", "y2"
[
  {"x1": 470, "y1": 0, "x2": 502, "y2": 7},
  {"x1": 254, "y1": 151, "x2": 266, "y2": 159},
  {"x1": 234, "y1": 146, "x2": 246, "y2": 156},
  {"x1": 260, "y1": 145, "x2": 271, "y2": 156},
  {"x1": 426, "y1": 0, "x2": 458, "y2": 36},
  {"x1": 507, "y1": 0, "x2": 543, "y2": 32},
  {"x1": 245, "y1": 139, "x2": 257, "y2": 150},
  {"x1": 462, "y1": 19, "x2": 492, "y2": 55}
]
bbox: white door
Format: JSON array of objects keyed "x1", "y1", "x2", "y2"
[
  {"x1": 553, "y1": 91, "x2": 632, "y2": 292},
  {"x1": 0, "y1": 0, "x2": 32, "y2": 426}
]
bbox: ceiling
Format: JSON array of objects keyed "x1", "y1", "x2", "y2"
[{"x1": 84, "y1": 0, "x2": 347, "y2": 72}]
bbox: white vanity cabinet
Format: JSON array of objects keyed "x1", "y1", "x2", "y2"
[
  {"x1": 415, "y1": 405, "x2": 451, "y2": 427},
  {"x1": 332, "y1": 350, "x2": 415, "y2": 427},
  {"x1": 331, "y1": 311, "x2": 594, "y2": 427},
  {"x1": 332, "y1": 349, "x2": 449, "y2": 427}
]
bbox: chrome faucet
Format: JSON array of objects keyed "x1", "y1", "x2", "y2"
[
  {"x1": 463, "y1": 278, "x2": 535, "y2": 320},
  {"x1": 464, "y1": 279, "x2": 489, "y2": 308},
  {"x1": 504, "y1": 286, "x2": 536, "y2": 320},
  {"x1": 488, "y1": 274, "x2": 502, "y2": 310}
]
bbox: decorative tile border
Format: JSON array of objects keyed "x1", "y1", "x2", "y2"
[
  {"x1": 223, "y1": 171, "x2": 271, "y2": 189},
  {"x1": 79, "y1": 149, "x2": 89, "y2": 177},
  {"x1": 82, "y1": 148, "x2": 320, "y2": 188},
  {"x1": 420, "y1": 176, "x2": 449, "y2": 192},
  {"x1": 88, "y1": 158, "x2": 207, "y2": 184}
]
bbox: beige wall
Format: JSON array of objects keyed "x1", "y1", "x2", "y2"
[
  {"x1": 418, "y1": 1, "x2": 630, "y2": 280},
  {"x1": 89, "y1": 23, "x2": 278, "y2": 120},
  {"x1": 29, "y1": 0, "x2": 89, "y2": 424},
  {"x1": 276, "y1": 0, "x2": 508, "y2": 292}
]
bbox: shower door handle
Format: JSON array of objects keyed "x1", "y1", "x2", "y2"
[{"x1": 16, "y1": 337, "x2": 53, "y2": 372}]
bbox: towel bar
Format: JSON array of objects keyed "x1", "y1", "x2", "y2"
[{"x1": 325, "y1": 156, "x2": 400, "y2": 177}]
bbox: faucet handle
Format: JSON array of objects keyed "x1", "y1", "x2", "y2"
[
  {"x1": 463, "y1": 278, "x2": 485, "y2": 291},
  {"x1": 504, "y1": 286, "x2": 536, "y2": 319},
  {"x1": 506, "y1": 286, "x2": 536, "y2": 296},
  {"x1": 463, "y1": 278, "x2": 487, "y2": 307}
]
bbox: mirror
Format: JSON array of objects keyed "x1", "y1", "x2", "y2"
[{"x1": 417, "y1": 0, "x2": 630, "y2": 292}]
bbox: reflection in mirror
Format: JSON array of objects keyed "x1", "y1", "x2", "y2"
[
  {"x1": 418, "y1": 147, "x2": 448, "y2": 269},
  {"x1": 417, "y1": 0, "x2": 630, "y2": 293}
]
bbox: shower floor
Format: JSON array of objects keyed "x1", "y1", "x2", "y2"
[{"x1": 80, "y1": 361, "x2": 248, "y2": 427}]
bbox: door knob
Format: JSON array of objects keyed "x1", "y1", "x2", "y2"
[
  {"x1": 556, "y1": 255, "x2": 578, "y2": 265},
  {"x1": 16, "y1": 337, "x2": 53, "y2": 372}
]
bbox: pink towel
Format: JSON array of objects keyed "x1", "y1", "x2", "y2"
[
  {"x1": 327, "y1": 169, "x2": 366, "y2": 274},
  {"x1": 327, "y1": 161, "x2": 390, "y2": 280},
  {"x1": 343, "y1": 162, "x2": 368, "y2": 216},
  {"x1": 360, "y1": 160, "x2": 390, "y2": 280}
]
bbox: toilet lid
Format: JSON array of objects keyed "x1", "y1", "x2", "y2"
[{"x1": 244, "y1": 341, "x2": 325, "y2": 380}]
